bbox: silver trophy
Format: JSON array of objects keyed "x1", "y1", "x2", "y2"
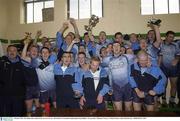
[{"x1": 84, "y1": 15, "x2": 99, "y2": 32}]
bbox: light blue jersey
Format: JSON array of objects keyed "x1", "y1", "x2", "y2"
[{"x1": 108, "y1": 54, "x2": 135, "y2": 88}]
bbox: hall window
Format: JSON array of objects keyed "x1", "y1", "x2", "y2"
[
  {"x1": 25, "y1": 0, "x2": 54, "y2": 23},
  {"x1": 141, "y1": 0, "x2": 180, "y2": 15},
  {"x1": 68, "y1": 0, "x2": 103, "y2": 19}
]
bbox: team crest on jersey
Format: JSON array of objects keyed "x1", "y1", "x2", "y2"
[{"x1": 109, "y1": 61, "x2": 125, "y2": 69}]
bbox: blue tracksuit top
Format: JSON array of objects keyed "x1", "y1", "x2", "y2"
[
  {"x1": 54, "y1": 63, "x2": 79, "y2": 98},
  {"x1": 72, "y1": 68, "x2": 110, "y2": 97},
  {"x1": 129, "y1": 62, "x2": 167, "y2": 95}
]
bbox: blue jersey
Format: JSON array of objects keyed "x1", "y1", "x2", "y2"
[
  {"x1": 147, "y1": 44, "x2": 160, "y2": 66},
  {"x1": 108, "y1": 54, "x2": 134, "y2": 88},
  {"x1": 81, "y1": 41, "x2": 96, "y2": 57},
  {"x1": 101, "y1": 55, "x2": 112, "y2": 72},
  {"x1": 36, "y1": 60, "x2": 55, "y2": 91},
  {"x1": 131, "y1": 41, "x2": 140, "y2": 51},
  {"x1": 160, "y1": 41, "x2": 180, "y2": 68},
  {"x1": 95, "y1": 39, "x2": 112, "y2": 57}
]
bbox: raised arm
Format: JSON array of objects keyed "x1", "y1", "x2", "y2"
[
  {"x1": 149, "y1": 24, "x2": 162, "y2": 48},
  {"x1": 56, "y1": 22, "x2": 69, "y2": 48},
  {"x1": 21, "y1": 34, "x2": 31, "y2": 63},
  {"x1": 33, "y1": 30, "x2": 42, "y2": 45},
  {"x1": 66, "y1": 38, "x2": 80, "y2": 52},
  {"x1": 69, "y1": 18, "x2": 80, "y2": 39},
  {"x1": 59, "y1": 22, "x2": 69, "y2": 34}
]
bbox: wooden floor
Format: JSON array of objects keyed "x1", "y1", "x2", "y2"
[{"x1": 32, "y1": 108, "x2": 180, "y2": 117}]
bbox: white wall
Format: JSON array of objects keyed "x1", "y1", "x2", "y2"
[
  {"x1": 0, "y1": 0, "x2": 8, "y2": 39},
  {"x1": 4, "y1": 0, "x2": 180, "y2": 40}
]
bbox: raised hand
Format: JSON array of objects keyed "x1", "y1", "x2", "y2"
[
  {"x1": 69, "y1": 18, "x2": 76, "y2": 26},
  {"x1": 24, "y1": 32, "x2": 32, "y2": 45},
  {"x1": 36, "y1": 30, "x2": 42, "y2": 38},
  {"x1": 72, "y1": 38, "x2": 80, "y2": 44},
  {"x1": 63, "y1": 22, "x2": 69, "y2": 29}
]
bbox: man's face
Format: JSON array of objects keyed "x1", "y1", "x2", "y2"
[
  {"x1": 147, "y1": 30, "x2": 155, "y2": 41},
  {"x1": 78, "y1": 54, "x2": 86, "y2": 66},
  {"x1": 115, "y1": 34, "x2": 123, "y2": 44},
  {"x1": 138, "y1": 55, "x2": 148, "y2": 68},
  {"x1": 44, "y1": 41, "x2": 51, "y2": 49},
  {"x1": 29, "y1": 46, "x2": 38, "y2": 58},
  {"x1": 62, "y1": 53, "x2": 71, "y2": 66},
  {"x1": 113, "y1": 43, "x2": 121, "y2": 55},
  {"x1": 140, "y1": 39, "x2": 147, "y2": 50},
  {"x1": 79, "y1": 46, "x2": 85, "y2": 53},
  {"x1": 120, "y1": 47, "x2": 126, "y2": 54},
  {"x1": 65, "y1": 35, "x2": 73, "y2": 45},
  {"x1": 130, "y1": 34, "x2": 137, "y2": 42},
  {"x1": 7, "y1": 46, "x2": 18, "y2": 59},
  {"x1": 90, "y1": 60, "x2": 100, "y2": 72},
  {"x1": 166, "y1": 34, "x2": 174, "y2": 43},
  {"x1": 99, "y1": 32, "x2": 106, "y2": 43},
  {"x1": 100, "y1": 48, "x2": 107, "y2": 58},
  {"x1": 41, "y1": 48, "x2": 50, "y2": 61},
  {"x1": 84, "y1": 34, "x2": 90, "y2": 43},
  {"x1": 106, "y1": 44, "x2": 113, "y2": 54}
]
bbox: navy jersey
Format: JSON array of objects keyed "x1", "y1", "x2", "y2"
[
  {"x1": 81, "y1": 68, "x2": 110, "y2": 99},
  {"x1": 54, "y1": 64, "x2": 79, "y2": 98},
  {"x1": 130, "y1": 62, "x2": 167, "y2": 94}
]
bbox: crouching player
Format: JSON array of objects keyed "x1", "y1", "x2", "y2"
[
  {"x1": 130, "y1": 50, "x2": 167, "y2": 111},
  {"x1": 75, "y1": 56, "x2": 110, "y2": 109}
]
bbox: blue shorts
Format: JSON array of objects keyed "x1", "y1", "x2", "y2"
[
  {"x1": 25, "y1": 85, "x2": 40, "y2": 100},
  {"x1": 160, "y1": 64, "x2": 178, "y2": 77},
  {"x1": 49, "y1": 90, "x2": 56, "y2": 102},
  {"x1": 132, "y1": 90, "x2": 154, "y2": 105},
  {"x1": 112, "y1": 83, "x2": 133, "y2": 102},
  {"x1": 39, "y1": 91, "x2": 49, "y2": 104}
]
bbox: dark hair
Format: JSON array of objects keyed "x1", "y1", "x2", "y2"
[
  {"x1": 166, "y1": 31, "x2": 175, "y2": 36},
  {"x1": 84, "y1": 32, "x2": 89, "y2": 36},
  {"x1": 78, "y1": 44, "x2": 86, "y2": 49},
  {"x1": 62, "y1": 51, "x2": 72, "y2": 55},
  {"x1": 114, "y1": 32, "x2": 123, "y2": 38},
  {"x1": 113, "y1": 41, "x2": 121, "y2": 45},
  {"x1": 78, "y1": 52, "x2": 86, "y2": 57},
  {"x1": 123, "y1": 34, "x2": 129, "y2": 40},
  {"x1": 107, "y1": 43, "x2": 113, "y2": 47},
  {"x1": 7, "y1": 44, "x2": 17, "y2": 51},
  {"x1": 40, "y1": 47, "x2": 51, "y2": 53},
  {"x1": 100, "y1": 47, "x2": 106, "y2": 55}
]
